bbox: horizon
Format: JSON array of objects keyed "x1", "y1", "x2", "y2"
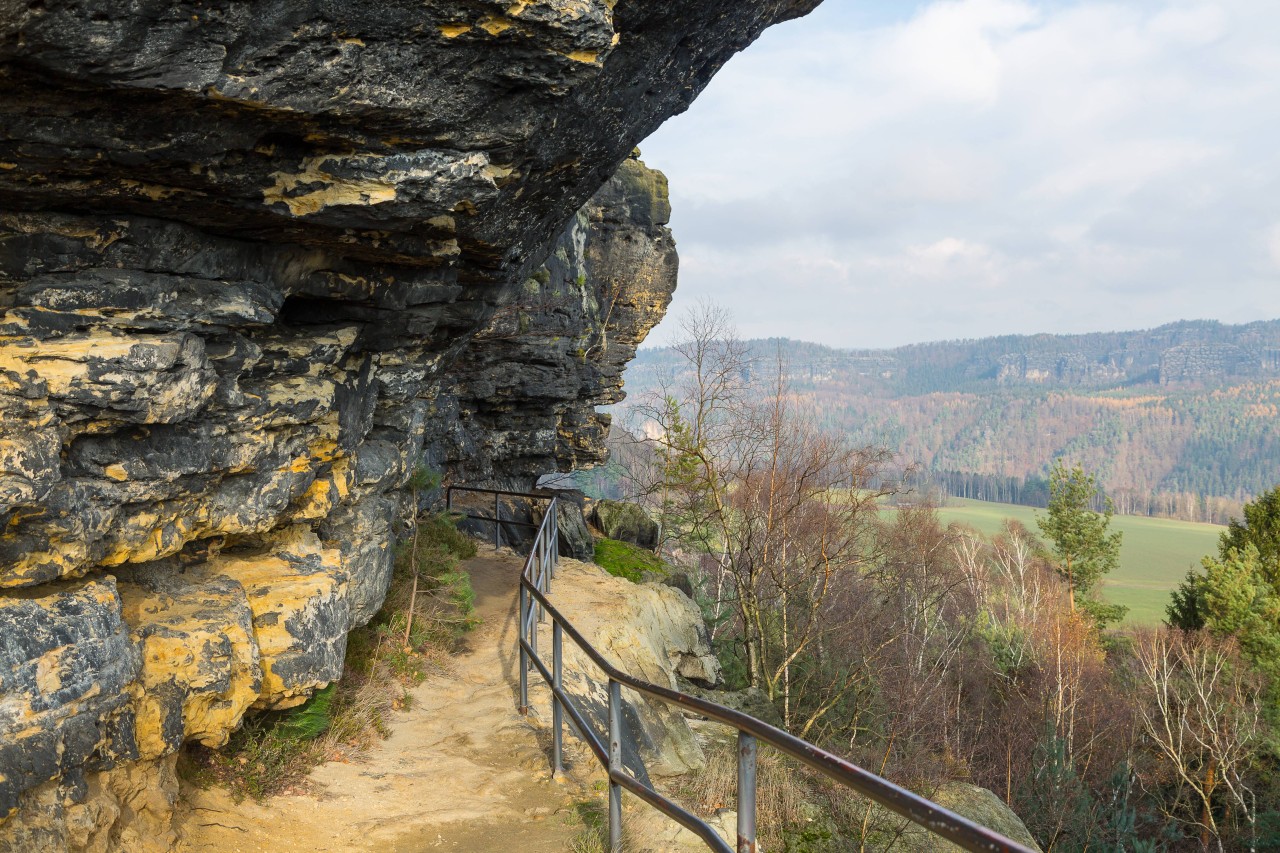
[
  {"x1": 639, "y1": 0, "x2": 1280, "y2": 349},
  {"x1": 636, "y1": 314, "x2": 1280, "y2": 353}
]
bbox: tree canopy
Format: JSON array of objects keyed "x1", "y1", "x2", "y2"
[
  {"x1": 1168, "y1": 485, "x2": 1280, "y2": 675},
  {"x1": 1220, "y1": 484, "x2": 1280, "y2": 576}
]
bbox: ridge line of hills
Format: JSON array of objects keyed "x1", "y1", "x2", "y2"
[
  {"x1": 623, "y1": 319, "x2": 1280, "y2": 520},
  {"x1": 637, "y1": 318, "x2": 1280, "y2": 396}
]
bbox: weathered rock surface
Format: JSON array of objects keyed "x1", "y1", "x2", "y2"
[
  {"x1": 0, "y1": 0, "x2": 822, "y2": 847},
  {"x1": 533, "y1": 486, "x2": 596, "y2": 561},
  {"x1": 0, "y1": 578, "x2": 140, "y2": 822},
  {"x1": 864, "y1": 783, "x2": 1042, "y2": 852},
  {"x1": 591, "y1": 498, "x2": 661, "y2": 550},
  {"x1": 432, "y1": 154, "x2": 679, "y2": 482},
  {"x1": 627, "y1": 805, "x2": 740, "y2": 853},
  {"x1": 1, "y1": 756, "x2": 179, "y2": 853},
  {"x1": 544, "y1": 558, "x2": 720, "y2": 779}
]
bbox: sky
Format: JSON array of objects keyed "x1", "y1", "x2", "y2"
[{"x1": 638, "y1": 0, "x2": 1280, "y2": 349}]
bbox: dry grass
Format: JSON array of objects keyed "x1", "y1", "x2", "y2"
[
  {"x1": 565, "y1": 798, "x2": 612, "y2": 853},
  {"x1": 681, "y1": 739, "x2": 811, "y2": 838},
  {"x1": 668, "y1": 735, "x2": 893, "y2": 851},
  {"x1": 564, "y1": 797, "x2": 642, "y2": 853}
]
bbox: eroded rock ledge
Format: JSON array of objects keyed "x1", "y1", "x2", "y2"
[{"x1": 0, "y1": 0, "x2": 821, "y2": 848}]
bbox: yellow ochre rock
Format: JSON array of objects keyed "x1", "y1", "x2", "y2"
[
  {"x1": 188, "y1": 526, "x2": 349, "y2": 710},
  {"x1": 117, "y1": 572, "x2": 262, "y2": 760}
]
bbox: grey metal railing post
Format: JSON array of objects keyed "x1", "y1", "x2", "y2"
[
  {"x1": 552, "y1": 621, "x2": 564, "y2": 777},
  {"x1": 537, "y1": 535, "x2": 546, "y2": 624},
  {"x1": 494, "y1": 492, "x2": 501, "y2": 548},
  {"x1": 542, "y1": 529, "x2": 552, "y2": 616},
  {"x1": 736, "y1": 732, "x2": 758, "y2": 853},
  {"x1": 518, "y1": 582, "x2": 529, "y2": 715},
  {"x1": 550, "y1": 500, "x2": 558, "y2": 578},
  {"x1": 530, "y1": 587, "x2": 539, "y2": 663},
  {"x1": 608, "y1": 678, "x2": 623, "y2": 852}
]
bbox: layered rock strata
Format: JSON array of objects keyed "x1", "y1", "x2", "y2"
[{"x1": 0, "y1": 0, "x2": 822, "y2": 847}]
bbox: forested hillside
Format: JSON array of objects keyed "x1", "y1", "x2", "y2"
[{"x1": 624, "y1": 320, "x2": 1280, "y2": 522}]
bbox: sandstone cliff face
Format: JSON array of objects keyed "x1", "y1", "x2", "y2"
[
  {"x1": 1158, "y1": 343, "x2": 1256, "y2": 385},
  {"x1": 0, "y1": 0, "x2": 821, "y2": 847},
  {"x1": 431, "y1": 155, "x2": 678, "y2": 483}
]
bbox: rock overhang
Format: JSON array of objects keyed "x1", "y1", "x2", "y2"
[{"x1": 0, "y1": 0, "x2": 821, "y2": 274}]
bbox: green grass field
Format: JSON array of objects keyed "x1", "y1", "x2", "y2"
[{"x1": 921, "y1": 498, "x2": 1226, "y2": 625}]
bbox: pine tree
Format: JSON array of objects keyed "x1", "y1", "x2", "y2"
[
  {"x1": 1037, "y1": 460, "x2": 1126, "y2": 627},
  {"x1": 1168, "y1": 483, "x2": 1280, "y2": 630}
]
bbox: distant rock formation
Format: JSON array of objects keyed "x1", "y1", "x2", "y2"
[
  {"x1": 1158, "y1": 343, "x2": 1256, "y2": 384},
  {"x1": 630, "y1": 319, "x2": 1280, "y2": 395},
  {"x1": 996, "y1": 352, "x2": 1125, "y2": 385}
]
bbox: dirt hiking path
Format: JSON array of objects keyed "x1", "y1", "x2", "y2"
[{"x1": 176, "y1": 545, "x2": 601, "y2": 853}]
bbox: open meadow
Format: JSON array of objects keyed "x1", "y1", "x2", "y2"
[{"x1": 920, "y1": 498, "x2": 1225, "y2": 625}]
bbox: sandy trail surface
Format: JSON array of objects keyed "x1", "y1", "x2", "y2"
[{"x1": 176, "y1": 546, "x2": 601, "y2": 853}]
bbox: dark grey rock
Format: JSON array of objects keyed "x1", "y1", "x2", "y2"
[
  {"x1": 664, "y1": 572, "x2": 695, "y2": 600},
  {"x1": 0, "y1": 578, "x2": 141, "y2": 819},
  {"x1": 319, "y1": 491, "x2": 397, "y2": 629},
  {"x1": 554, "y1": 491, "x2": 596, "y2": 562}
]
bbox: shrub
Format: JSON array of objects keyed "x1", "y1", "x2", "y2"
[{"x1": 184, "y1": 684, "x2": 339, "y2": 801}]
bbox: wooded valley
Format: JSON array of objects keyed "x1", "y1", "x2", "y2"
[{"x1": 624, "y1": 320, "x2": 1280, "y2": 523}]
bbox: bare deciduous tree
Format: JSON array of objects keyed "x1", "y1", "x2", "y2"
[
  {"x1": 622, "y1": 303, "x2": 894, "y2": 735},
  {"x1": 1132, "y1": 628, "x2": 1261, "y2": 851}
]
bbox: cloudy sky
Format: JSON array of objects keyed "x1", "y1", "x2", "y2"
[{"x1": 638, "y1": 0, "x2": 1280, "y2": 349}]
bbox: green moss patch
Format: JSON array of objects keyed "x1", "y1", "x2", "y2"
[{"x1": 593, "y1": 537, "x2": 665, "y2": 583}]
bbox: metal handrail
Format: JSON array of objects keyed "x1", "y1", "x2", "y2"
[
  {"x1": 445, "y1": 484, "x2": 553, "y2": 548},
  {"x1": 503, "y1": 489, "x2": 1037, "y2": 853}
]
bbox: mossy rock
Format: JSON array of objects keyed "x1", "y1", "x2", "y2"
[
  {"x1": 593, "y1": 537, "x2": 666, "y2": 583},
  {"x1": 590, "y1": 499, "x2": 659, "y2": 550},
  {"x1": 594, "y1": 157, "x2": 670, "y2": 229}
]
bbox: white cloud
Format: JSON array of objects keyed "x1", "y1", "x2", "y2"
[
  {"x1": 1148, "y1": 3, "x2": 1228, "y2": 45},
  {"x1": 890, "y1": 144, "x2": 997, "y2": 203},
  {"x1": 901, "y1": 237, "x2": 1003, "y2": 283},
  {"x1": 870, "y1": 0, "x2": 1039, "y2": 106},
  {"x1": 1267, "y1": 224, "x2": 1280, "y2": 270},
  {"x1": 641, "y1": 0, "x2": 1280, "y2": 348},
  {"x1": 1028, "y1": 140, "x2": 1221, "y2": 200}
]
